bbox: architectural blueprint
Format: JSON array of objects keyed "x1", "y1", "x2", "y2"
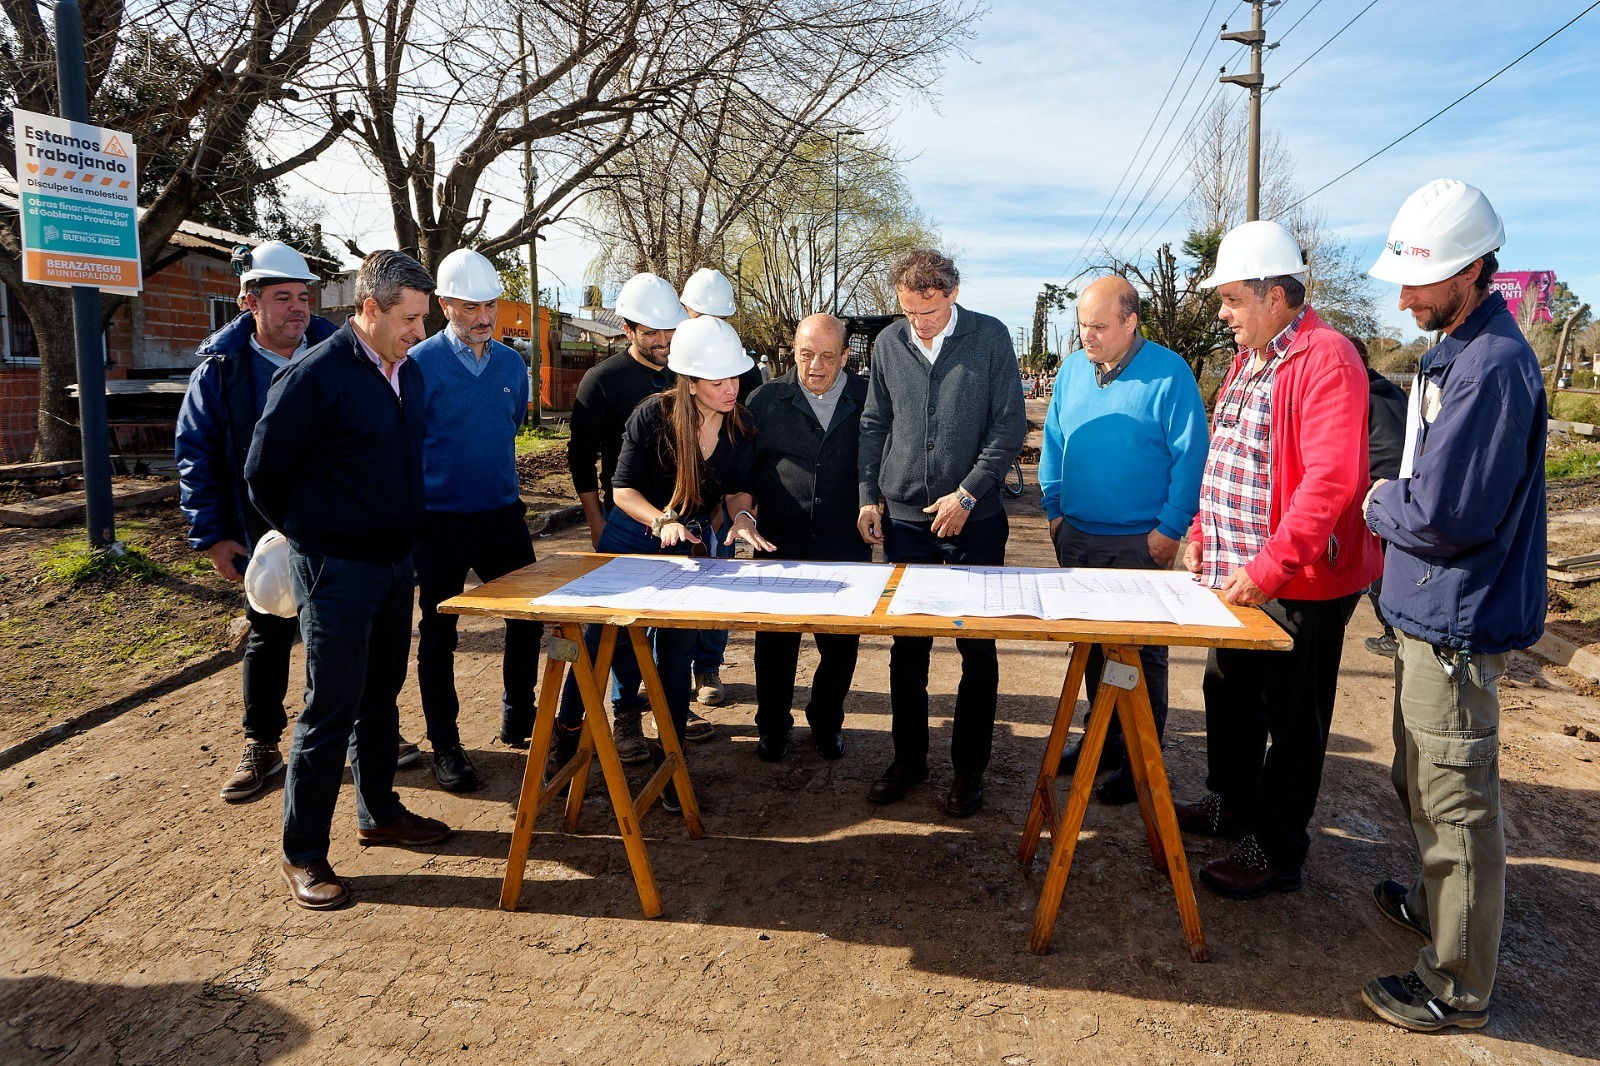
[
  {"x1": 887, "y1": 565, "x2": 1242, "y2": 628},
  {"x1": 533, "y1": 556, "x2": 893, "y2": 617}
]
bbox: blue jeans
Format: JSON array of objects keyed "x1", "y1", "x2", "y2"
[
  {"x1": 557, "y1": 511, "x2": 697, "y2": 742},
  {"x1": 883, "y1": 511, "x2": 1008, "y2": 774},
  {"x1": 282, "y1": 549, "x2": 412, "y2": 865},
  {"x1": 693, "y1": 505, "x2": 733, "y2": 671}
]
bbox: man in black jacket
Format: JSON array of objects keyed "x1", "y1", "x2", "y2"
[
  {"x1": 245, "y1": 250, "x2": 450, "y2": 911},
  {"x1": 746, "y1": 314, "x2": 870, "y2": 762},
  {"x1": 1351, "y1": 333, "x2": 1408, "y2": 656}
]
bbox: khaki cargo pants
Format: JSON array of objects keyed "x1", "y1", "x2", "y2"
[{"x1": 1391, "y1": 631, "x2": 1506, "y2": 1011}]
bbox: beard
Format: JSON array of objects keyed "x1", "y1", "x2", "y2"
[{"x1": 1415, "y1": 288, "x2": 1470, "y2": 333}]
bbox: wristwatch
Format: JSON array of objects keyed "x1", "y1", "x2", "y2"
[{"x1": 957, "y1": 488, "x2": 976, "y2": 511}]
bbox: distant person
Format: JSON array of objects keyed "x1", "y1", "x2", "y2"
[
  {"x1": 1348, "y1": 332, "x2": 1408, "y2": 657},
  {"x1": 746, "y1": 313, "x2": 870, "y2": 761},
  {"x1": 409, "y1": 249, "x2": 543, "y2": 793},
  {"x1": 1360, "y1": 180, "x2": 1546, "y2": 1033},
  {"x1": 857, "y1": 248, "x2": 1027, "y2": 817},
  {"x1": 1038, "y1": 275, "x2": 1208, "y2": 804},
  {"x1": 175, "y1": 240, "x2": 340, "y2": 804},
  {"x1": 1177, "y1": 220, "x2": 1381, "y2": 899},
  {"x1": 549, "y1": 317, "x2": 774, "y2": 793},
  {"x1": 246, "y1": 250, "x2": 448, "y2": 910}
]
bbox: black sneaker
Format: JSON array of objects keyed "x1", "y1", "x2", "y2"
[
  {"x1": 1373, "y1": 879, "x2": 1429, "y2": 940},
  {"x1": 1362, "y1": 972, "x2": 1488, "y2": 1032},
  {"x1": 1365, "y1": 632, "x2": 1399, "y2": 657},
  {"x1": 661, "y1": 783, "x2": 682, "y2": 814},
  {"x1": 396, "y1": 736, "x2": 423, "y2": 769}
]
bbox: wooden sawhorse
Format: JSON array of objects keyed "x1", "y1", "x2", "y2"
[{"x1": 1018, "y1": 641, "x2": 1207, "y2": 960}]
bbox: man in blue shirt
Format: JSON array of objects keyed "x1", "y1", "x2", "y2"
[
  {"x1": 409, "y1": 249, "x2": 542, "y2": 792},
  {"x1": 1038, "y1": 275, "x2": 1208, "y2": 804}
]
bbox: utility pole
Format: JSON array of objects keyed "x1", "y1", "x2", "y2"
[
  {"x1": 518, "y1": 11, "x2": 542, "y2": 424},
  {"x1": 1219, "y1": 1, "x2": 1274, "y2": 221},
  {"x1": 55, "y1": 0, "x2": 116, "y2": 549}
]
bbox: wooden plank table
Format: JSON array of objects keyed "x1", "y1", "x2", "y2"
[{"x1": 441, "y1": 552, "x2": 1289, "y2": 958}]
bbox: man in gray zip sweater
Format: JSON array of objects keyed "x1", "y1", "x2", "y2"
[{"x1": 857, "y1": 249, "x2": 1027, "y2": 817}]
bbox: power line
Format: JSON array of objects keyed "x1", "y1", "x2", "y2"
[
  {"x1": 1271, "y1": 0, "x2": 1328, "y2": 44},
  {"x1": 1062, "y1": 0, "x2": 1231, "y2": 278},
  {"x1": 1289, "y1": 0, "x2": 1600, "y2": 209},
  {"x1": 1269, "y1": 0, "x2": 1380, "y2": 90}
]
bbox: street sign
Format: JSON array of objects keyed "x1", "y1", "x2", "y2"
[{"x1": 12, "y1": 107, "x2": 141, "y2": 295}]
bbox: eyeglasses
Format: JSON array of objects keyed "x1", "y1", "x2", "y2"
[
  {"x1": 683, "y1": 517, "x2": 710, "y2": 558},
  {"x1": 795, "y1": 351, "x2": 841, "y2": 364}
]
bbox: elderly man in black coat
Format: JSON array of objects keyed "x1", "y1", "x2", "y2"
[{"x1": 745, "y1": 313, "x2": 870, "y2": 762}]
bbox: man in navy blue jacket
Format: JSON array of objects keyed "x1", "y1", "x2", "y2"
[
  {"x1": 175, "y1": 240, "x2": 334, "y2": 803},
  {"x1": 1361, "y1": 180, "x2": 1546, "y2": 1033},
  {"x1": 246, "y1": 250, "x2": 450, "y2": 910},
  {"x1": 409, "y1": 249, "x2": 541, "y2": 792}
]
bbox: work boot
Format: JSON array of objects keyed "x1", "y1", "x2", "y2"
[
  {"x1": 694, "y1": 669, "x2": 725, "y2": 706},
  {"x1": 220, "y1": 740, "x2": 284, "y2": 803},
  {"x1": 684, "y1": 709, "x2": 717, "y2": 741},
  {"x1": 612, "y1": 711, "x2": 650, "y2": 765}
]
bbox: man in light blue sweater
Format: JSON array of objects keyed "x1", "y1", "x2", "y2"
[
  {"x1": 410, "y1": 249, "x2": 542, "y2": 793},
  {"x1": 1038, "y1": 275, "x2": 1208, "y2": 804}
]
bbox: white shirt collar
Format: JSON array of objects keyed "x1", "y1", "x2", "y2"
[{"x1": 918, "y1": 305, "x2": 959, "y2": 363}]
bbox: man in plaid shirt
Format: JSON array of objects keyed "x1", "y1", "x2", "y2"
[{"x1": 1176, "y1": 221, "x2": 1382, "y2": 899}]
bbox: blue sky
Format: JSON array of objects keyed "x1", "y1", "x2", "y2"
[
  {"x1": 881, "y1": 0, "x2": 1600, "y2": 344},
  {"x1": 295, "y1": 0, "x2": 1599, "y2": 346}
]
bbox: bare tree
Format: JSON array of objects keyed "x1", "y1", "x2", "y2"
[{"x1": 0, "y1": 0, "x2": 351, "y2": 459}]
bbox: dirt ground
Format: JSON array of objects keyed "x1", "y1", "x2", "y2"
[{"x1": 3, "y1": 407, "x2": 1600, "y2": 1064}]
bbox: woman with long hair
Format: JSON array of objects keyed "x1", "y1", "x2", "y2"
[{"x1": 552, "y1": 316, "x2": 774, "y2": 791}]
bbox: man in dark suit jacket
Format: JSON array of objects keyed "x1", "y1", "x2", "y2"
[
  {"x1": 746, "y1": 314, "x2": 870, "y2": 762},
  {"x1": 246, "y1": 250, "x2": 450, "y2": 911}
]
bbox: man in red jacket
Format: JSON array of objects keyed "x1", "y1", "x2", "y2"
[{"x1": 1177, "y1": 220, "x2": 1383, "y2": 899}]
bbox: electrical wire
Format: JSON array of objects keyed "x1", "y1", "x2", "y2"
[
  {"x1": 1269, "y1": 0, "x2": 1380, "y2": 90},
  {"x1": 1288, "y1": 0, "x2": 1600, "y2": 209}
]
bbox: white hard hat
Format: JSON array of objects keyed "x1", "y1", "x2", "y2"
[
  {"x1": 1368, "y1": 179, "x2": 1505, "y2": 287},
  {"x1": 679, "y1": 268, "x2": 736, "y2": 317},
  {"x1": 668, "y1": 316, "x2": 754, "y2": 379},
  {"x1": 233, "y1": 240, "x2": 317, "y2": 285},
  {"x1": 1198, "y1": 220, "x2": 1308, "y2": 289},
  {"x1": 436, "y1": 248, "x2": 504, "y2": 301},
  {"x1": 615, "y1": 273, "x2": 689, "y2": 330},
  {"x1": 244, "y1": 530, "x2": 297, "y2": 618}
]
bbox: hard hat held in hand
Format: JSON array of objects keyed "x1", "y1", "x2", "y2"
[
  {"x1": 436, "y1": 249, "x2": 505, "y2": 302},
  {"x1": 1369, "y1": 179, "x2": 1504, "y2": 287},
  {"x1": 668, "y1": 316, "x2": 754, "y2": 380},
  {"x1": 615, "y1": 273, "x2": 689, "y2": 330},
  {"x1": 1199, "y1": 220, "x2": 1308, "y2": 289},
  {"x1": 244, "y1": 530, "x2": 298, "y2": 618},
  {"x1": 233, "y1": 240, "x2": 318, "y2": 285},
  {"x1": 680, "y1": 268, "x2": 736, "y2": 317}
]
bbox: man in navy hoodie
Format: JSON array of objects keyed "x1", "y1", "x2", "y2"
[
  {"x1": 176, "y1": 240, "x2": 335, "y2": 803},
  {"x1": 246, "y1": 250, "x2": 450, "y2": 910},
  {"x1": 409, "y1": 248, "x2": 542, "y2": 792},
  {"x1": 1361, "y1": 180, "x2": 1546, "y2": 1033}
]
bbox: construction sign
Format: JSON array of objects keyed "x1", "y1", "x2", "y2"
[{"x1": 12, "y1": 107, "x2": 142, "y2": 295}]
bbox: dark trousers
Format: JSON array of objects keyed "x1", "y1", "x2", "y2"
[
  {"x1": 415, "y1": 503, "x2": 543, "y2": 746},
  {"x1": 556, "y1": 510, "x2": 695, "y2": 742},
  {"x1": 1367, "y1": 541, "x2": 1393, "y2": 635},
  {"x1": 754, "y1": 631, "x2": 860, "y2": 737},
  {"x1": 1050, "y1": 522, "x2": 1170, "y2": 753},
  {"x1": 883, "y1": 511, "x2": 1008, "y2": 775},
  {"x1": 241, "y1": 603, "x2": 297, "y2": 744},
  {"x1": 282, "y1": 550, "x2": 413, "y2": 865},
  {"x1": 1202, "y1": 591, "x2": 1360, "y2": 870}
]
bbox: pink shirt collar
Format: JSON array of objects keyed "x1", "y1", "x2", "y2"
[{"x1": 351, "y1": 321, "x2": 406, "y2": 396}]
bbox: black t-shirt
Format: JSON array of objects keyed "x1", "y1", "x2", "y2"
[
  {"x1": 612, "y1": 394, "x2": 756, "y2": 521},
  {"x1": 566, "y1": 350, "x2": 674, "y2": 510}
]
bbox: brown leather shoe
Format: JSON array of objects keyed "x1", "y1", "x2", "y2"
[
  {"x1": 1174, "y1": 792, "x2": 1246, "y2": 838},
  {"x1": 281, "y1": 858, "x2": 351, "y2": 910},
  {"x1": 1198, "y1": 836, "x2": 1303, "y2": 899},
  {"x1": 357, "y1": 808, "x2": 451, "y2": 848}
]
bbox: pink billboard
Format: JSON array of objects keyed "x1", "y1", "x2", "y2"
[{"x1": 1490, "y1": 270, "x2": 1556, "y2": 325}]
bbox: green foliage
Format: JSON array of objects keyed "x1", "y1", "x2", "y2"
[
  {"x1": 1028, "y1": 284, "x2": 1074, "y2": 366},
  {"x1": 37, "y1": 541, "x2": 167, "y2": 585},
  {"x1": 515, "y1": 422, "x2": 570, "y2": 455},
  {"x1": 1552, "y1": 392, "x2": 1600, "y2": 426},
  {"x1": 1547, "y1": 440, "x2": 1600, "y2": 480}
]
